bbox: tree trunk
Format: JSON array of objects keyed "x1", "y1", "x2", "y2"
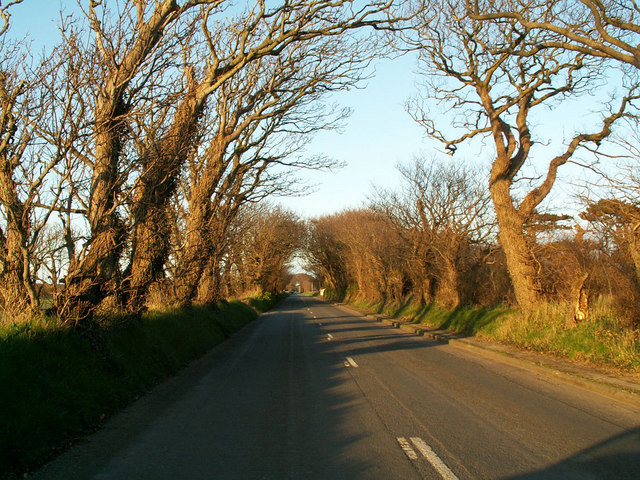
[
  {"x1": 420, "y1": 276, "x2": 434, "y2": 305},
  {"x1": 490, "y1": 178, "x2": 542, "y2": 312},
  {"x1": 56, "y1": 0, "x2": 189, "y2": 323},
  {"x1": 172, "y1": 179, "x2": 217, "y2": 307},
  {"x1": 197, "y1": 252, "x2": 224, "y2": 305},
  {"x1": 570, "y1": 271, "x2": 590, "y2": 325},
  {"x1": 436, "y1": 256, "x2": 461, "y2": 309},
  {"x1": 0, "y1": 177, "x2": 38, "y2": 317},
  {"x1": 0, "y1": 227, "x2": 33, "y2": 316},
  {"x1": 58, "y1": 99, "x2": 129, "y2": 323},
  {"x1": 628, "y1": 225, "x2": 640, "y2": 287},
  {"x1": 173, "y1": 224, "x2": 208, "y2": 308},
  {"x1": 123, "y1": 82, "x2": 205, "y2": 314}
]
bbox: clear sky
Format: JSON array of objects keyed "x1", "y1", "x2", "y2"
[{"x1": 275, "y1": 53, "x2": 432, "y2": 219}]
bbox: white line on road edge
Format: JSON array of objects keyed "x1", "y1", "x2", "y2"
[
  {"x1": 410, "y1": 437, "x2": 459, "y2": 480},
  {"x1": 345, "y1": 356, "x2": 359, "y2": 368},
  {"x1": 397, "y1": 437, "x2": 418, "y2": 460}
]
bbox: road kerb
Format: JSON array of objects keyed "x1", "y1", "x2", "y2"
[
  {"x1": 446, "y1": 337, "x2": 640, "y2": 408},
  {"x1": 399, "y1": 324, "x2": 424, "y2": 336},
  {"x1": 331, "y1": 300, "x2": 640, "y2": 409}
]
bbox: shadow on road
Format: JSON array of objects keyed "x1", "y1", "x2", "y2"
[
  {"x1": 31, "y1": 295, "x2": 389, "y2": 479},
  {"x1": 301, "y1": 296, "x2": 439, "y2": 359},
  {"x1": 503, "y1": 427, "x2": 640, "y2": 480}
]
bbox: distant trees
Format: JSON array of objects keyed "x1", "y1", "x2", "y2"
[
  {"x1": 371, "y1": 159, "x2": 494, "y2": 307},
  {"x1": 305, "y1": 214, "x2": 350, "y2": 297},
  {"x1": 307, "y1": 159, "x2": 495, "y2": 308},
  {"x1": 305, "y1": 154, "x2": 640, "y2": 327},
  {"x1": 306, "y1": 209, "x2": 407, "y2": 303},
  {"x1": 185, "y1": 203, "x2": 305, "y2": 300},
  {"x1": 232, "y1": 205, "x2": 304, "y2": 296}
]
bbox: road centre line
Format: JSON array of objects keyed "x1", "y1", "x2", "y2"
[
  {"x1": 344, "y1": 357, "x2": 359, "y2": 368},
  {"x1": 397, "y1": 437, "x2": 418, "y2": 460},
  {"x1": 410, "y1": 437, "x2": 459, "y2": 480}
]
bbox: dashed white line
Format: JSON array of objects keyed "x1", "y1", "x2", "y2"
[
  {"x1": 397, "y1": 437, "x2": 419, "y2": 460},
  {"x1": 410, "y1": 437, "x2": 459, "y2": 480},
  {"x1": 344, "y1": 356, "x2": 359, "y2": 368}
]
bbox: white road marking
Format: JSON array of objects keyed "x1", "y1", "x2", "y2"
[
  {"x1": 397, "y1": 437, "x2": 419, "y2": 460},
  {"x1": 410, "y1": 437, "x2": 459, "y2": 480},
  {"x1": 345, "y1": 356, "x2": 359, "y2": 368}
]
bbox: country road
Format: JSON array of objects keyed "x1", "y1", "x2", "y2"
[{"x1": 32, "y1": 294, "x2": 640, "y2": 479}]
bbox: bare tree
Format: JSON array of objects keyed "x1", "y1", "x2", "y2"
[
  {"x1": 53, "y1": 0, "x2": 227, "y2": 323},
  {"x1": 43, "y1": 0, "x2": 399, "y2": 318},
  {"x1": 325, "y1": 209, "x2": 407, "y2": 303},
  {"x1": 467, "y1": 0, "x2": 640, "y2": 70},
  {"x1": 168, "y1": 2, "x2": 392, "y2": 308},
  {"x1": 401, "y1": 0, "x2": 636, "y2": 312},
  {"x1": 0, "y1": 0, "x2": 23, "y2": 36},
  {"x1": 305, "y1": 215, "x2": 350, "y2": 298},
  {"x1": 0, "y1": 28, "x2": 85, "y2": 320},
  {"x1": 230, "y1": 204, "x2": 303, "y2": 295},
  {"x1": 372, "y1": 158, "x2": 494, "y2": 307},
  {"x1": 0, "y1": 39, "x2": 39, "y2": 316}
]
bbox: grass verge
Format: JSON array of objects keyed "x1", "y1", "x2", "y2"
[
  {"x1": 0, "y1": 294, "x2": 286, "y2": 479},
  {"x1": 343, "y1": 295, "x2": 640, "y2": 373}
]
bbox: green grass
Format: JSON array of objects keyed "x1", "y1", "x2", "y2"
[
  {"x1": 0, "y1": 296, "x2": 284, "y2": 479},
  {"x1": 344, "y1": 295, "x2": 640, "y2": 373}
]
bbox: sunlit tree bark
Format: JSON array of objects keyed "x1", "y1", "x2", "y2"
[
  {"x1": 56, "y1": 0, "x2": 225, "y2": 323},
  {"x1": 402, "y1": 0, "x2": 636, "y2": 312}
]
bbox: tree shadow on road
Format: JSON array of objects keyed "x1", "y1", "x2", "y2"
[{"x1": 503, "y1": 427, "x2": 640, "y2": 480}]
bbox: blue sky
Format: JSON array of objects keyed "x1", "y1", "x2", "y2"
[{"x1": 277, "y1": 53, "x2": 433, "y2": 218}]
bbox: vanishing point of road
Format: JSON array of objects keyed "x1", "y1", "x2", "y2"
[{"x1": 32, "y1": 294, "x2": 640, "y2": 479}]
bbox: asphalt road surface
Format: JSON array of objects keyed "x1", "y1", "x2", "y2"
[{"x1": 32, "y1": 294, "x2": 640, "y2": 479}]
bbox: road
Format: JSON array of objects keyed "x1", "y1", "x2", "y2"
[{"x1": 32, "y1": 294, "x2": 640, "y2": 479}]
